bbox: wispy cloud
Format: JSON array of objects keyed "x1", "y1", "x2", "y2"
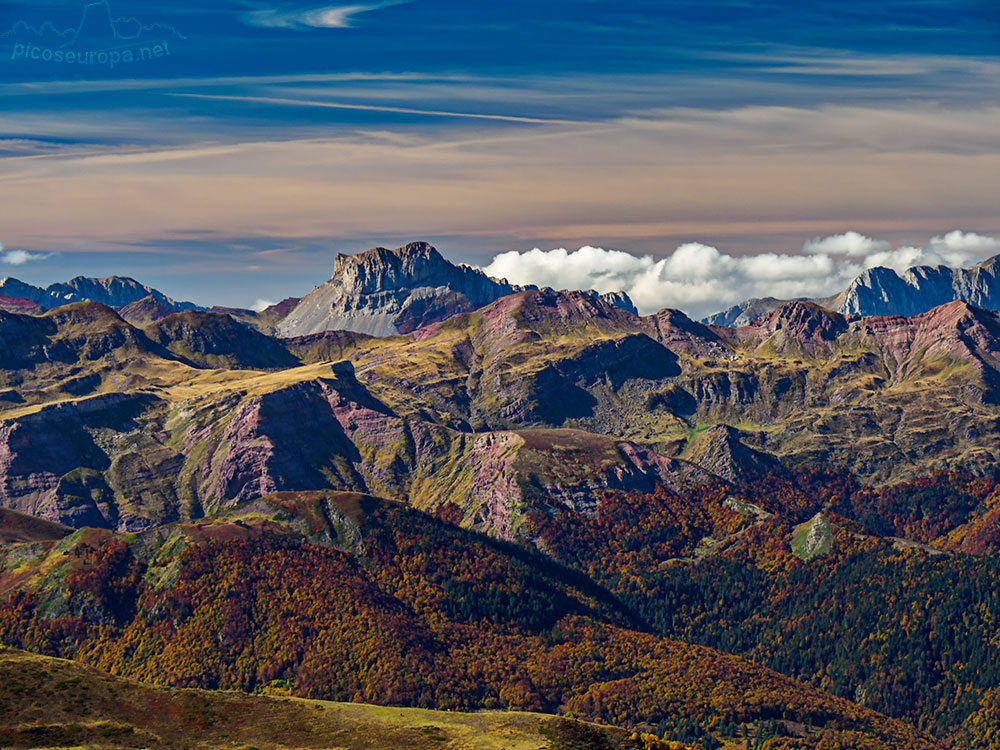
[
  {"x1": 1, "y1": 104, "x2": 998, "y2": 252},
  {"x1": 699, "y1": 48, "x2": 1000, "y2": 81},
  {"x1": 242, "y1": 1, "x2": 410, "y2": 30},
  {"x1": 171, "y1": 93, "x2": 587, "y2": 125},
  {"x1": 0, "y1": 72, "x2": 460, "y2": 98},
  {"x1": 0, "y1": 244, "x2": 53, "y2": 266}
]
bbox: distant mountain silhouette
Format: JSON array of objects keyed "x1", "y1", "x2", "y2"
[{"x1": 704, "y1": 254, "x2": 1000, "y2": 326}]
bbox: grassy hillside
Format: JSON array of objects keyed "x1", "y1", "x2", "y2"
[
  {"x1": 0, "y1": 645, "x2": 652, "y2": 750},
  {"x1": 0, "y1": 491, "x2": 941, "y2": 750},
  {"x1": 5, "y1": 294, "x2": 1000, "y2": 532}
]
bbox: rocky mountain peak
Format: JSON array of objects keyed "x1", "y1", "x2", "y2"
[
  {"x1": 329, "y1": 241, "x2": 451, "y2": 291},
  {"x1": 643, "y1": 307, "x2": 729, "y2": 358},
  {"x1": 583, "y1": 289, "x2": 637, "y2": 315},
  {"x1": 276, "y1": 242, "x2": 641, "y2": 338},
  {"x1": 760, "y1": 301, "x2": 849, "y2": 341},
  {"x1": 278, "y1": 241, "x2": 528, "y2": 338},
  {"x1": 702, "y1": 297, "x2": 787, "y2": 327}
]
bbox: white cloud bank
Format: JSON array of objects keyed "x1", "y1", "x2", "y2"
[
  {"x1": 0, "y1": 243, "x2": 51, "y2": 266},
  {"x1": 252, "y1": 298, "x2": 277, "y2": 312},
  {"x1": 482, "y1": 231, "x2": 1000, "y2": 318}
]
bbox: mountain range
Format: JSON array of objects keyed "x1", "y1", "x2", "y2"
[
  {"x1": 0, "y1": 275, "x2": 199, "y2": 315},
  {"x1": 4, "y1": 286, "x2": 1000, "y2": 532},
  {"x1": 6, "y1": 241, "x2": 1000, "y2": 748},
  {"x1": 7, "y1": 244, "x2": 1000, "y2": 339},
  {"x1": 0, "y1": 242, "x2": 636, "y2": 337},
  {"x1": 705, "y1": 254, "x2": 1000, "y2": 326}
]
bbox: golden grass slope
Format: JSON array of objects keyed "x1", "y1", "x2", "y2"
[{"x1": 0, "y1": 645, "x2": 650, "y2": 750}]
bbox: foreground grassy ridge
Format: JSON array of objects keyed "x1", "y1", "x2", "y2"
[{"x1": 0, "y1": 646, "x2": 649, "y2": 750}]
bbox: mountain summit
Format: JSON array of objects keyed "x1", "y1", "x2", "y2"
[{"x1": 277, "y1": 241, "x2": 635, "y2": 337}]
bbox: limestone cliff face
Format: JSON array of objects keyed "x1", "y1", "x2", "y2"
[
  {"x1": 277, "y1": 242, "x2": 527, "y2": 337},
  {"x1": 824, "y1": 266, "x2": 956, "y2": 317}
]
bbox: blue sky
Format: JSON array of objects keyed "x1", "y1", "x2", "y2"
[{"x1": 0, "y1": 0, "x2": 998, "y2": 312}]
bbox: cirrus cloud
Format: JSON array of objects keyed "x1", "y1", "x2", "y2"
[
  {"x1": 482, "y1": 231, "x2": 1000, "y2": 318},
  {"x1": 243, "y1": 1, "x2": 410, "y2": 29}
]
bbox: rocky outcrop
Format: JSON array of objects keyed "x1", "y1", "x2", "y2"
[
  {"x1": 683, "y1": 425, "x2": 784, "y2": 483},
  {"x1": 0, "y1": 393, "x2": 160, "y2": 527},
  {"x1": 791, "y1": 512, "x2": 834, "y2": 560},
  {"x1": 584, "y1": 289, "x2": 638, "y2": 315}
]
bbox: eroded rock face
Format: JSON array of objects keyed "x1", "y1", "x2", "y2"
[
  {"x1": 0, "y1": 295, "x2": 42, "y2": 316},
  {"x1": 585, "y1": 290, "x2": 638, "y2": 315},
  {"x1": 0, "y1": 394, "x2": 156, "y2": 527},
  {"x1": 277, "y1": 242, "x2": 528, "y2": 338},
  {"x1": 827, "y1": 266, "x2": 955, "y2": 317},
  {"x1": 683, "y1": 425, "x2": 785, "y2": 483}
]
